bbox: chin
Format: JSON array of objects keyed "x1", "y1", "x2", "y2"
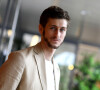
[{"x1": 50, "y1": 44, "x2": 60, "y2": 49}]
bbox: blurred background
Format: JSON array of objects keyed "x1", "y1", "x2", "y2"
[{"x1": 0, "y1": 0, "x2": 100, "y2": 90}]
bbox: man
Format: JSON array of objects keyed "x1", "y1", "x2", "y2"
[{"x1": 0, "y1": 6, "x2": 70, "y2": 90}]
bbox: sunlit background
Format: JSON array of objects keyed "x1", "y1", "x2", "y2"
[{"x1": 0, "y1": 0, "x2": 100, "y2": 90}]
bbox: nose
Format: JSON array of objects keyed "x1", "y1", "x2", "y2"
[{"x1": 54, "y1": 29, "x2": 60, "y2": 38}]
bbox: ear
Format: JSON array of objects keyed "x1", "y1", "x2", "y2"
[{"x1": 39, "y1": 24, "x2": 44, "y2": 35}]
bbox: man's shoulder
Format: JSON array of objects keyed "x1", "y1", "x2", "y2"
[
  {"x1": 8, "y1": 42, "x2": 42, "y2": 61},
  {"x1": 11, "y1": 43, "x2": 40, "y2": 56},
  {"x1": 3, "y1": 46, "x2": 36, "y2": 68},
  {"x1": 14, "y1": 46, "x2": 35, "y2": 56}
]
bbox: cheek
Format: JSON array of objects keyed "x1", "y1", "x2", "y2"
[
  {"x1": 44, "y1": 32, "x2": 51, "y2": 39},
  {"x1": 61, "y1": 33, "x2": 66, "y2": 39},
  {"x1": 45, "y1": 31, "x2": 52, "y2": 37}
]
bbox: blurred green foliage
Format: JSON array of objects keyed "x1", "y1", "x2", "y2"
[
  {"x1": 73, "y1": 54, "x2": 100, "y2": 90},
  {"x1": 59, "y1": 66, "x2": 70, "y2": 90}
]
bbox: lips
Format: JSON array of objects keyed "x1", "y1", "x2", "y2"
[
  {"x1": 53, "y1": 39, "x2": 59, "y2": 41},
  {"x1": 50, "y1": 37, "x2": 60, "y2": 43},
  {"x1": 51, "y1": 39, "x2": 60, "y2": 43}
]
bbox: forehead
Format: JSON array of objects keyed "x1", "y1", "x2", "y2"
[{"x1": 46, "y1": 18, "x2": 68, "y2": 28}]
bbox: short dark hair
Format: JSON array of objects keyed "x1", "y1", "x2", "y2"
[{"x1": 39, "y1": 6, "x2": 70, "y2": 28}]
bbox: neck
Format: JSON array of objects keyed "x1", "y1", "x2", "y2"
[{"x1": 40, "y1": 41, "x2": 56, "y2": 61}]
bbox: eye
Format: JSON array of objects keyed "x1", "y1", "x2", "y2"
[
  {"x1": 50, "y1": 27, "x2": 56, "y2": 30},
  {"x1": 60, "y1": 28, "x2": 66, "y2": 32}
]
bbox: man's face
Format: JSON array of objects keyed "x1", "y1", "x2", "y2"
[{"x1": 42, "y1": 18, "x2": 68, "y2": 49}]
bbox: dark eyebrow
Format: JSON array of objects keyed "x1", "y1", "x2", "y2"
[
  {"x1": 50, "y1": 25, "x2": 57, "y2": 27},
  {"x1": 50, "y1": 25, "x2": 67, "y2": 29}
]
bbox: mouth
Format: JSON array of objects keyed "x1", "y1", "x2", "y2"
[{"x1": 52, "y1": 39, "x2": 60, "y2": 43}]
